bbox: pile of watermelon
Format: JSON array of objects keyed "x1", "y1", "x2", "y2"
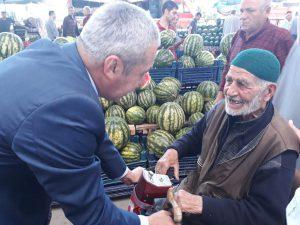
[
  {"x1": 197, "y1": 24, "x2": 223, "y2": 46},
  {"x1": 0, "y1": 32, "x2": 24, "y2": 61},
  {"x1": 179, "y1": 34, "x2": 215, "y2": 68},
  {"x1": 102, "y1": 77, "x2": 219, "y2": 161}
]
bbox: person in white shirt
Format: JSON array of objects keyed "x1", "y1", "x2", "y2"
[{"x1": 223, "y1": 10, "x2": 240, "y2": 36}]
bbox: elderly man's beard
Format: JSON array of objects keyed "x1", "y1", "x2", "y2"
[{"x1": 225, "y1": 91, "x2": 264, "y2": 116}]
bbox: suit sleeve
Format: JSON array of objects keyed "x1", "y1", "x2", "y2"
[{"x1": 11, "y1": 94, "x2": 139, "y2": 225}]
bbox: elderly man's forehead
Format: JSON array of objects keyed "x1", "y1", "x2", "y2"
[{"x1": 227, "y1": 65, "x2": 258, "y2": 81}]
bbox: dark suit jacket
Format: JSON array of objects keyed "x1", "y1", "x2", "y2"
[{"x1": 0, "y1": 39, "x2": 139, "y2": 225}]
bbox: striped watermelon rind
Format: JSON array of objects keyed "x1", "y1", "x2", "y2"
[
  {"x1": 181, "y1": 91, "x2": 204, "y2": 116},
  {"x1": 188, "y1": 112, "x2": 204, "y2": 126},
  {"x1": 160, "y1": 29, "x2": 176, "y2": 49},
  {"x1": 183, "y1": 34, "x2": 204, "y2": 57},
  {"x1": 194, "y1": 51, "x2": 215, "y2": 67},
  {"x1": 99, "y1": 97, "x2": 113, "y2": 111},
  {"x1": 175, "y1": 127, "x2": 192, "y2": 139},
  {"x1": 146, "y1": 105, "x2": 160, "y2": 124},
  {"x1": 179, "y1": 55, "x2": 195, "y2": 68},
  {"x1": 161, "y1": 77, "x2": 181, "y2": 89},
  {"x1": 220, "y1": 33, "x2": 234, "y2": 56},
  {"x1": 117, "y1": 91, "x2": 137, "y2": 110},
  {"x1": 157, "y1": 102, "x2": 185, "y2": 133},
  {"x1": 105, "y1": 105, "x2": 126, "y2": 119},
  {"x1": 204, "y1": 100, "x2": 215, "y2": 113},
  {"x1": 126, "y1": 106, "x2": 146, "y2": 125},
  {"x1": 153, "y1": 49, "x2": 175, "y2": 68},
  {"x1": 105, "y1": 116, "x2": 130, "y2": 149},
  {"x1": 137, "y1": 90, "x2": 156, "y2": 109},
  {"x1": 154, "y1": 81, "x2": 179, "y2": 104},
  {"x1": 196, "y1": 81, "x2": 219, "y2": 101},
  {"x1": 120, "y1": 142, "x2": 142, "y2": 163},
  {"x1": 147, "y1": 130, "x2": 175, "y2": 158},
  {"x1": 0, "y1": 32, "x2": 24, "y2": 59}
]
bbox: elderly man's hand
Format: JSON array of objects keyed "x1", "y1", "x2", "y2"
[
  {"x1": 121, "y1": 167, "x2": 144, "y2": 185},
  {"x1": 174, "y1": 189, "x2": 203, "y2": 214},
  {"x1": 155, "y1": 148, "x2": 179, "y2": 180},
  {"x1": 148, "y1": 210, "x2": 176, "y2": 225}
]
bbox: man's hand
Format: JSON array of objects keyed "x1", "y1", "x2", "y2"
[
  {"x1": 214, "y1": 91, "x2": 224, "y2": 104},
  {"x1": 155, "y1": 149, "x2": 179, "y2": 180},
  {"x1": 289, "y1": 120, "x2": 300, "y2": 142},
  {"x1": 121, "y1": 167, "x2": 143, "y2": 185},
  {"x1": 174, "y1": 190, "x2": 203, "y2": 214},
  {"x1": 148, "y1": 210, "x2": 176, "y2": 225}
]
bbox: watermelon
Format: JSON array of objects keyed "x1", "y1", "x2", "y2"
[
  {"x1": 147, "y1": 130, "x2": 175, "y2": 158},
  {"x1": 183, "y1": 34, "x2": 204, "y2": 57},
  {"x1": 220, "y1": 33, "x2": 234, "y2": 56},
  {"x1": 153, "y1": 49, "x2": 175, "y2": 68},
  {"x1": 174, "y1": 95, "x2": 183, "y2": 106},
  {"x1": 117, "y1": 91, "x2": 137, "y2": 110},
  {"x1": 120, "y1": 142, "x2": 142, "y2": 163},
  {"x1": 0, "y1": 32, "x2": 24, "y2": 59},
  {"x1": 154, "y1": 81, "x2": 178, "y2": 104},
  {"x1": 99, "y1": 97, "x2": 113, "y2": 111},
  {"x1": 53, "y1": 36, "x2": 75, "y2": 46},
  {"x1": 204, "y1": 100, "x2": 215, "y2": 113},
  {"x1": 179, "y1": 55, "x2": 195, "y2": 68},
  {"x1": 196, "y1": 81, "x2": 219, "y2": 101},
  {"x1": 181, "y1": 91, "x2": 204, "y2": 116},
  {"x1": 194, "y1": 51, "x2": 215, "y2": 67},
  {"x1": 157, "y1": 102, "x2": 185, "y2": 133},
  {"x1": 175, "y1": 127, "x2": 192, "y2": 139},
  {"x1": 137, "y1": 90, "x2": 156, "y2": 109},
  {"x1": 126, "y1": 106, "x2": 146, "y2": 125},
  {"x1": 161, "y1": 77, "x2": 181, "y2": 89},
  {"x1": 105, "y1": 116, "x2": 130, "y2": 149},
  {"x1": 216, "y1": 53, "x2": 227, "y2": 64},
  {"x1": 160, "y1": 29, "x2": 176, "y2": 49},
  {"x1": 188, "y1": 112, "x2": 204, "y2": 126},
  {"x1": 105, "y1": 105, "x2": 126, "y2": 119},
  {"x1": 146, "y1": 105, "x2": 160, "y2": 124}
]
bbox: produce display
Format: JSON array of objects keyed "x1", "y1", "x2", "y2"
[
  {"x1": 53, "y1": 36, "x2": 76, "y2": 46},
  {"x1": 197, "y1": 25, "x2": 223, "y2": 46},
  {"x1": 102, "y1": 77, "x2": 219, "y2": 161},
  {"x1": 0, "y1": 32, "x2": 24, "y2": 60}
]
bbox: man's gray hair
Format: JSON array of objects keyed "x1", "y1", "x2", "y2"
[
  {"x1": 79, "y1": 2, "x2": 160, "y2": 73},
  {"x1": 259, "y1": 0, "x2": 272, "y2": 11},
  {"x1": 256, "y1": 77, "x2": 276, "y2": 90}
]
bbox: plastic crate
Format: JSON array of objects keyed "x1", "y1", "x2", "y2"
[
  {"x1": 177, "y1": 60, "x2": 224, "y2": 86},
  {"x1": 149, "y1": 61, "x2": 177, "y2": 83}
]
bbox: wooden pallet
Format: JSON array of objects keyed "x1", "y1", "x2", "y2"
[{"x1": 135, "y1": 124, "x2": 158, "y2": 135}]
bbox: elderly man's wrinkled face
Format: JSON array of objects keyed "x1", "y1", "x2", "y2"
[
  {"x1": 224, "y1": 66, "x2": 268, "y2": 116},
  {"x1": 240, "y1": 0, "x2": 270, "y2": 34}
]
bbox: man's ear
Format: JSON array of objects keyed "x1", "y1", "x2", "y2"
[
  {"x1": 103, "y1": 55, "x2": 124, "y2": 81},
  {"x1": 263, "y1": 84, "x2": 276, "y2": 102}
]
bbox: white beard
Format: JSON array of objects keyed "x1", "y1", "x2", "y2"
[{"x1": 225, "y1": 92, "x2": 263, "y2": 116}]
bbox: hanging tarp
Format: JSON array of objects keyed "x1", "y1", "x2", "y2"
[{"x1": 1, "y1": 0, "x2": 42, "y2": 3}]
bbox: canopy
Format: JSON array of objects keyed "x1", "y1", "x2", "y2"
[{"x1": 1, "y1": 0, "x2": 42, "y2": 3}]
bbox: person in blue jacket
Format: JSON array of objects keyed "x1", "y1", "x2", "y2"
[{"x1": 0, "y1": 2, "x2": 175, "y2": 225}]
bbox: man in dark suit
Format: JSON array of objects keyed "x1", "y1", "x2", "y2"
[{"x1": 0, "y1": 2, "x2": 175, "y2": 225}]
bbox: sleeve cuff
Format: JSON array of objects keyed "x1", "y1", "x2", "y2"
[
  {"x1": 138, "y1": 215, "x2": 149, "y2": 225},
  {"x1": 116, "y1": 166, "x2": 130, "y2": 180}
]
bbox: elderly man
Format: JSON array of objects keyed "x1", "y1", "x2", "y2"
[
  {"x1": 215, "y1": 0, "x2": 294, "y2": 103},
  {"x1": 0, "y1": 2, "x2": 175, "y2": 225},
  {"x1": 156, "y1": 49, "x2": 299, "y2": 225}
]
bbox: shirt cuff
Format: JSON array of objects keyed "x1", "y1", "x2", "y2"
[
  {"x1": 138, "y1": 215, "x2": 149, "y2": 225},
  {"x1": 116, "y1": 166, "x2": 130, "y2": 180}
]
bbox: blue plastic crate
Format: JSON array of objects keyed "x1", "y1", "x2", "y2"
[
  {"x1": 177, "y1": 60, "x2": 224, "y2": 86},
  {"x1": 149, "y1": 61, "x2": 177, "y2": 83}
]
